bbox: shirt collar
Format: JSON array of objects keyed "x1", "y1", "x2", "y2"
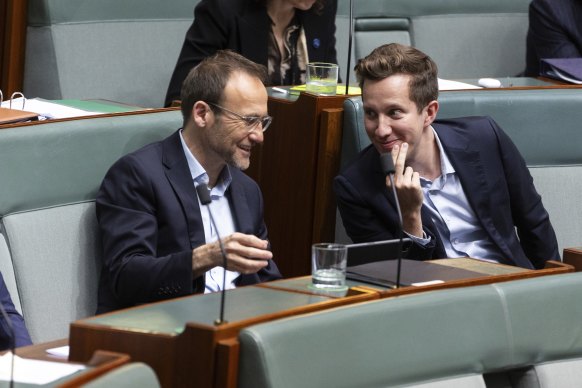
[{"x1": 432, "y1": 127, "x2": 455, "y2": 176}]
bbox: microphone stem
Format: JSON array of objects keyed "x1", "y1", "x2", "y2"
[
  {"x1": 389, "y1": 174, "x2": 404, "y2": 288},
  {"x1": 344, "y1": 0, "x2": 353, "y2": 94},
  {"x1": 208, "y1": 210, "x2": 227, "y2": 325}
]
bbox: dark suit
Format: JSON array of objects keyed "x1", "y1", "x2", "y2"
[
  {"x1": 96, "y1": 131, "x2": 281, "y2": 313},
  {"x1": 525, "y1": 0, "x2": 582, "y2": 76},
  {"x1": 165, "y1": 0, "x2": 338, "y2": 106},
  {"x1": 0, "y1": 272, "x2": 32, "y2": 350},
  {"x1": 334, "y1": 116, "x2": 559, "y2": 269}
]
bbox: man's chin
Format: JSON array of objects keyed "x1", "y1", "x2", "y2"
[{"x1": 229, "y1": 157, "x2": 250, "y2": 171}]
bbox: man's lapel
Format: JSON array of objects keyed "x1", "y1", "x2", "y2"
[{"x1": 162, "y1": 131, "x2": 206, "y2": 247}]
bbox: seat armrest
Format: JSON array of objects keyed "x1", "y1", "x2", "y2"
[{"x1": 563, "y1": 248, "x2": 582, "y2": 272}]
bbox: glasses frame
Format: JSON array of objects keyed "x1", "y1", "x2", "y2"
[{"x1": 207, "y1": 102, "x2": 272, "y2": 133}]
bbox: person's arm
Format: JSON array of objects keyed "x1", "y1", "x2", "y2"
[
  {"x1": 96, "y1": 155, "x2": 195, "y2": 305},
  {"x1": 491, "y1": 118, "x2": 560, "y2": 268},
  {"x1": 165, "y1": 0, "x2": 232, "y2": 106},
  {"x1": 0, "y1": 274, "x2": 32, "y2": 349},
  {"x1": 333, "y1": 172, "x2": 436, "y2": 260}
]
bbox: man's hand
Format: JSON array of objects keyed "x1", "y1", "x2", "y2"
[
  {"x1": 191, "y1": 233, "x2": 272, "y2": 278},
  {"x1": 386, "y1": 143, "x2": 424, "y2": 237}
]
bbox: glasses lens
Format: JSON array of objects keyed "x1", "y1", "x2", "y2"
[{"x1": 260, "y1": 116, "x2": 273, "y2": 132}]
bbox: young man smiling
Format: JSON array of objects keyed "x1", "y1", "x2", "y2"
[
  {"x1": 96, "y1": 50, "x2": 281, "y2": 313},
  {"x1": 334, "y1": 43, "x2": 559, "y2": 269}
]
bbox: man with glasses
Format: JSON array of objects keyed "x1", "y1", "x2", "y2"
[{"x1": 96, "y1": 50, "x2": 281, "y2": 313}]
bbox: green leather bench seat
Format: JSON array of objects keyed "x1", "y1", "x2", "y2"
[
  {"x1": 0, "y1": 110, "x2": 181, "y2": 342},
  {"x1": 238, "y1": 272, "x2": 582, "y2": 388},
  {"x1": 23, "y1": 0, "x2": 198, "y2": 108},
  {"x1": 335, "y1": 0, "x2": 531, "y2": 84}
]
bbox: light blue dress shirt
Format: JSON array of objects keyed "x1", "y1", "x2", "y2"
[
  {"x1": 179, "y1": 130, "x2": 241, "y2": 292},
  {"x1": 409, "y1": 129, "x2": 505, "y2": 263}
]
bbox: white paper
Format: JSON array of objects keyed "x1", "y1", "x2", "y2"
[
  {"x1": 1, "y1": 98, "x2": 101, "y2": 119},
  {"x1": 45, "y1": 345, "x2": 70, "y2": 358},
  {"x1": 411, "y1": 280, "x2": 445, "y2": 287},
  {"x1": 438, "y1": 78, "x2": 482, "y2": 90},
  {"x1": 0, "y1": 353, "x2": 85, "y2": 384}
]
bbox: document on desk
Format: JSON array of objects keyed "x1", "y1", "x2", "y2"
[
  {"x1": 1, "y1": 97, "x2": 101, "y2": 119},
  {"x1": 0, "y1": 353, "x2": 85, "y2": 384}
]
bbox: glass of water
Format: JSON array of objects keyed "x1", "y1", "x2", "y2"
[
  {"x1": 305, "y1": 63, "x2": 339, "y2": 96},
  {"x1": 311, "y1": 243, "x2": 348, "y2": 290}
]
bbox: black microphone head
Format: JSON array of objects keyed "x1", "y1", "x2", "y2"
[
  {"x1": 196, "y1": 183, "x2": 212, "y2": 205},
  {"x1": 380, "y1": 153, "x2": 395, "y2": 175}
]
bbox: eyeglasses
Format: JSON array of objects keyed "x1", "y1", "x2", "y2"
[{"x1": 207, "y1": 102, "x2": 272, "y2": 133}]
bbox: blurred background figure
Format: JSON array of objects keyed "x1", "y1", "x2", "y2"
[
  {"x1": 165, "y1": 0, "x2": 338, "y2": 106},
  {"x1": 525, "y1": 0, "x2": 582, "y2": 76}
]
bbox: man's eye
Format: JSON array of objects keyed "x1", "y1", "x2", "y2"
[{"x1": 244, "y1": 117, "x2": 260, "y2": 126}]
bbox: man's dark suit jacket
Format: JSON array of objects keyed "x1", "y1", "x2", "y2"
[
  {"x1": 334, "y1": 116, "x2": 560, "y2": 270},
  {"x1": 525, "y1": 0, "x2": 582, "y2": 76},
  {"x1": 0, "y1": 272, "x2": 32, "y2": 350},
  {"x1": 164, "y1": 0, "x2": 338, "y2": 106},
  {"x1": 96, "y1": 131, "x2": 281, "y2": 313}
]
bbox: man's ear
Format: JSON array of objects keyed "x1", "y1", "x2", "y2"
[
  {"x1": 192, "y1": 101, "x2": 211, "y2": 128},
  {"x1": 424, "y1": 100, "x2": 439, "y2": 127}
]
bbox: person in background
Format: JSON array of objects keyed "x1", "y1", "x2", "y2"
[
  {"x1": 164, "y1": 0, "x2": 338, "y2": 106},
  {"x1": 96, "y1": 50, "x2": 281, "y2": 313},
  {"x1": 0, "y1": 272, "x2": 32, "y2": 350},
  {"x1": 525, "y1": 0, "x2": 582, "y2": 76},
  {"x1": 334, "y1": 43, "x2": 560, "y2": 269}
]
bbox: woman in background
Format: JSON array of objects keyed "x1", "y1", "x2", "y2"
[{"x1": 165, "y1": 0, "x2": 338, "y2": 106}]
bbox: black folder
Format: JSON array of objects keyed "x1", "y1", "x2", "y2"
[
  {"x1": 540, "y1": 58, "x2": 582, "y2": 84},
  {"x1": 347, "y1": 259, "x2": 485, "y2": 288}
]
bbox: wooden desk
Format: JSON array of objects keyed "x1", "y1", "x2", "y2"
[
  {"x1": 246, "y1": 92, "x2": 351, "y2": 278},
  {"x1": 67, "y1": 259, "x2": 573, "y2": 388},
  {"x1": 375, "y1": 258, "x2": 574, "y2": 297},
  {"x1": 68, "y1": 284, "x2": 377, "y2": 388}
]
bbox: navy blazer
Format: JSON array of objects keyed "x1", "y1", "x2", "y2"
[
  {"x1": 96, "y1": 131, "x2": 281, "y2": 313},
  {"x1": 0, "y1": 272, "x2": 32, "y2": 350},
  {"x1": 334, "y1": 116, "x2": 560, "y2": 269},
  {"x1": 165, "y1": 0, "x2": 338, "y2": 106},
  {"x1": 525, "y1": 0, "x2": 582, "y2": 76}
]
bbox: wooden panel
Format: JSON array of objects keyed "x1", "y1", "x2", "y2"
[
  {"x1": 246, "y1": 93, "x2": 348, "y2": 278},
  {"x1": 1, "y1": 0, "x2": 27, "y2": 95},
  {"x1": 564, "y1": 247, "x2": 582, "y2": 272}
]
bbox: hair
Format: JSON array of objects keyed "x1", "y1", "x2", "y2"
[
  {"x1": 354, "y1": 43, "x2": 439, "y2": 112},
  {"x1": 180, "y1": 50, "x2": 268, "y2": 124}
]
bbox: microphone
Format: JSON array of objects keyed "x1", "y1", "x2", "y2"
[
  {"x1": 195, "y1": 183, "x2": 228, "y2": 325},
  {"x1": 344, "y1": 0, "x2": 354, "y2": 95},
  {"x1": 380, "y1": 153, "x2": 404, "y2": 288},
  {"x1": 0, "y1": 302, "x2": 15, "y2": 388}
]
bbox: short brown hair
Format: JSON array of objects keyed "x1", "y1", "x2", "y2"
[
  {"x1": 355, "y1": 43, "x2": 439, "y2": 112},
  {"x1": 180, "y1": 50, "x2": 268, "y2": 124}
]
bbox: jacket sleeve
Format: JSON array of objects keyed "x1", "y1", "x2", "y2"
[
  {"x1": 96, "y1": 154, "x2": 194, "y2": 306},
  {"x1": 491, "y1": 118, "x2": 560, "y2": 268}
]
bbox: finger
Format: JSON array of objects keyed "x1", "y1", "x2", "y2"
[
  {"x1": 229, "y1": 233, "x2": 270, "y2": 250},
  {"x1": 226, "y1": 255, "x2": 269, "y2": 274},
  {"x1": 223, "y1": 235, "x2": 273, "y2": 261},
  {"x1": 394, "y1": 143, "x2": 409, "y2": 177}
]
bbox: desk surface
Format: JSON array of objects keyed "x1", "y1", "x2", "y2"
[{"x1": 81, "y1": 286, "x2": 333, "y2": 335}]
